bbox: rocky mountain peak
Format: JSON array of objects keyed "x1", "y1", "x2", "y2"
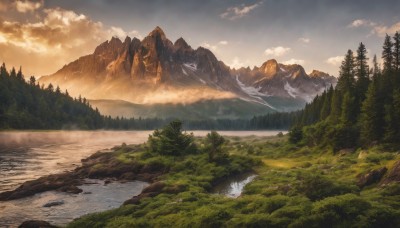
[
  {"x1": 148, "y1": 26, "x2": 167, "y2": 40},
  {"x1": 260, "y1": 59, "x2": 279, "y2": 75},
  {"x1": 174, "y1": 37, "x2": 191, "y2": 50},
  {"x1": 309, "y1": 69, "x2": 331, "y2": 78}
]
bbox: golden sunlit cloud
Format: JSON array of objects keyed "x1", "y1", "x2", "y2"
[
  {"x1": 0, "y1": 5, "x2": 137, "y2": 77},
  {"x1": 326, "y1": 56, "x2": 344, "y2": 66},
  {"x1": 15, "y1": 0, "x2": 43, "y2": 13},
  {"x1": 264, "y1": 46, "x2": 291, "y2": 57}
]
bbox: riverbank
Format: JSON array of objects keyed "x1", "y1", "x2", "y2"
[
  {"x1": 68, "y1": 135, "x2": 400, "y2": 227},
  {"x1": 2, "y1": 132, "x2": 400, "y2": 227}
]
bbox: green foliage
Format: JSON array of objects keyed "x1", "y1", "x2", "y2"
[
  {"x1": 205, "y1": 131, "x2": 226, "y2": 162},
  {"x1": 292, "y1": 32, "x2": 400, "y2": 150},
  {"x1": 295, "y1": 174, "x2": 358, "y2": 201},
  {"x1": 148, "y1": 120, "x2": 197, "y2": 156},
  {"x1": 289, "y1": 125, "x2": 303, "y2": 144},
  {"x1": 68, "y1": 135, "x2": 400, "y2": 228}
]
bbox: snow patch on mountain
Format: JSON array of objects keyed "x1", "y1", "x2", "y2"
[
  {"x1": 235, "y1": 75, "x2": 276, "y2": 110},
  {"x1": 183, "y1": 63, "x2": 197, "y2": 71},
  {"x1": 284, "y1": 81, "x2": 298, "y2": 98},
  {"x1": 182, "y1": 67, "x2": 188, "y2": 76}
]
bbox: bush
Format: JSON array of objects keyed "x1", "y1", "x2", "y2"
[
  {"x1": 289, "y1": 125, "x2": 303, "y2": 144},
  {"x1": 295, "y1": 174, "x2": 358, "y2": 201},
  {"x1": 148, "y1": 120, "x2": 197, "y2": 156}
]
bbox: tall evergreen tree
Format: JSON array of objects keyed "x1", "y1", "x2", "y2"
[
  {"x1": 382, "y1": 34, "x2": 394, "y2": 72},
  {"x1": 355, "y1": 42, "x2": 370, "y2": 102},
  {"x1": 393, "y1": 31, "x2": 400, "y2": 71},
  {"x1": 329, "y1": 90, "x2": 342, "y2": 124},
  {"x1": 340, "y1": 92, "x2": 355, "y2": 125},
  {"x1": 337, "y1": 50, "x2": 356, "y2": 93},
  {"x1": 359, "y1": 79, "x2": 383, "y2": 144},
  {"x1": 372, "y1": 54, "x2": 381, "y2": 80}
]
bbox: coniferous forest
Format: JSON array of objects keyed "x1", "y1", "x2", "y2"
[{"x1": 289, "y1": 32, "x2": 400, "y2": 150}]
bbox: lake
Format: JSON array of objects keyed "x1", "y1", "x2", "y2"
[{"x1": 0, "y1": 130, "x2": 283, "y2": 227}]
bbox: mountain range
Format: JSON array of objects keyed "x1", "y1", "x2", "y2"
[{"x1": 39, "y1": 26, "x2": 336, "y2": 119}]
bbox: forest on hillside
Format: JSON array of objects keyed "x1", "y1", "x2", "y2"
[{"x1": 289, "y1": 32, "x2": 400, "y2": 150}]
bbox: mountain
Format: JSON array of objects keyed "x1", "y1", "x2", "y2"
[
  {"x1": 39, "y1": 26, "x2": 336, "y2": 118},
  {"x1": 232, "y1": 60, "x2": 337, "y2": 103}
]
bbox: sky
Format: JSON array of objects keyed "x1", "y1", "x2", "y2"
[{"x1": 0, "y1": 0, "x2": 399, "y2": 77}]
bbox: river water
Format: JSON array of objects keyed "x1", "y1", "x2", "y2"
[{"x1": 0, "y1": 130, "x2": 282, "y2": 227}]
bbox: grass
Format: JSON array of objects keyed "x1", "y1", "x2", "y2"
[{"x1": 68, "y1": 134, "x2": 400, "y2": 228}]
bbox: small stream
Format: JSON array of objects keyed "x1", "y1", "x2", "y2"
[{"x1": 213, "y1": 173, "x2": 257, "y2": 198}]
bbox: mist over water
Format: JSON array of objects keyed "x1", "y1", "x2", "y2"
[
  {"x1": 0, "y1": 131, "x2": 152, "y2": 192},
  {"x1": 0, "y1": 130, "x2": 282, "y2": 192}
]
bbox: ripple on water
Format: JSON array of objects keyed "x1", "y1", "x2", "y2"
[{"x1": 0, "y1": 179, "x2": 149, "y2": 227}]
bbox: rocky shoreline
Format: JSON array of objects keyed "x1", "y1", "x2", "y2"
[{"x1": 0, "y1": 144, "x2": 165, "y2": 201}]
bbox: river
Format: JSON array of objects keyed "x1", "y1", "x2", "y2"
[{"x1": 0, "y1": 130, "x2": 282, "y2": 227}]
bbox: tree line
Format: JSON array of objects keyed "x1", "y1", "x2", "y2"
[{"x1": 289, "y1": 32, "x2": 400, "y2": 150}]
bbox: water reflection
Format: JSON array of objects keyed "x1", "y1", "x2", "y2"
[
  {"x1": 0, "y1": 179, "x2": 148, "y2": 227},
  {"x1": 213, "y1": 173, "x2": 257, "y2": 198}
]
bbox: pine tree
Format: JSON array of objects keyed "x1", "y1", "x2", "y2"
[
  {"x1": 329, "y1": 90, "x2": 342, "y2": 124},
  {"x1": 360, "y1": 79, "x2": 383, "y2": 144},
  {"x1": 340, "y1": 92, "x2": 355, "y2": 125},
  {"x1": 29, "y1": 76, "x2": 36, "y2": 86},
  {"x1": 337, "y1": 50, "x2": 356, "y2": 93},
  {"x1": 16, "y1": 67, "x2": 24, "y2": 81},
  {"x1": 355, "y1": 42, "x2": 370, "y2": 102},
  {"x1": 320, "y1": 85, "x2": 333, "y2": 120},
  {"x1": 372, "y1": 54, "x2": 381, "y2": 80},
  {"x1": 382, "y1": 34, "x2": 393, "y2": 72},
  {"x1": 393, "y1": 31, "x2": 400, "y2": 71}
]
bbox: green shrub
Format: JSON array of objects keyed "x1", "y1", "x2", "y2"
[{"x1": 148, "y1": 120, "x2": 197, "y2": 156}]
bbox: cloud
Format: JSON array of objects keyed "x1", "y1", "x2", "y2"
[
  {"x1": 264, "y1": 46, "x2": 291, "y2": 57},
  {"x1": 201, "y1": 42, "x2": 218, "y2": 51},
  {"x1": 298, "y1": 37, "x2": 310, "y2": 43},
  {"x1": 220, "y1": 1, "x2": 262, "y2": 20},
  {"x1": 348, "y1": 19, "x2": 400, "y2": 37},
  {"x1": 0, "y1": 7, "x2": 138, "y2": 76},
  {"x1": 15, "y1": 0, "x2": 43, "y2": 13},
  {"x1": 201, "y1": 40, "x2": 229, "y2": 51},
  {"x1": 0, "y1": 1, "x2": 9, "y2": 12},
  {"x1": 282, "y1": 58, "x2": 305, "y2": 65},
  {"x1": 347, "y1": 19, "x2": 376, "y2": 28},
  {"x1": 229, "y1": 56, "x2": 251, "y2": 69},
  {"x1": 372, "y1": 22, "x2": 400, "y2": 37},
  {"x1": 326, "y1": 56, "x2": 343, "y2": 66}
]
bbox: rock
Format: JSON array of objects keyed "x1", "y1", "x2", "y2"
[
  {"x1": 142, "y1": 182, "x2": 166, "y2": 194},
  {"x1": 18, "y1": 220, "x2": 56, "y2": 228},
  {"x1": 0, "y1": 172, "x2": 82, "y2": 201},
  {"x1": 119, "y1": 172, "x2": 136, "y2": 180},
  {"x1": 357, "y1": 167, "x2": 388, "y2": 188},
  {"x1": 58, "y1": 185, "x2": 83, "y2": 194},
  {"x1": 123, "y1": 182, "x2": 166, "y2": 205},
  {"x1": 382, "y1": 161, "x2": 400, "y2": 185},
  {"x1": 43, "y1": 200, "x2": 64, "y2": 207},
  {"x1": 83, "y1": 191, "x2": 92, "y2": 194}
]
